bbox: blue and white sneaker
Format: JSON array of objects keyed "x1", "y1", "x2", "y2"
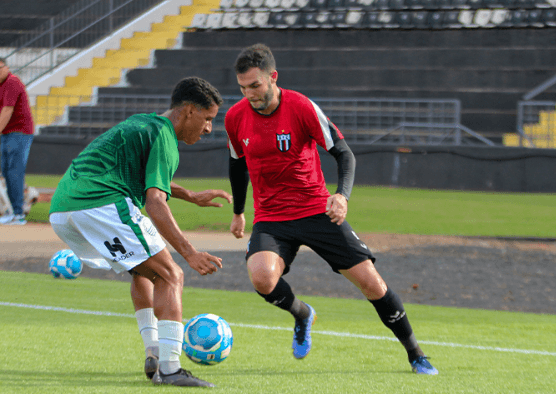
[
  {"x1": 411, "y1": 356, "x2": 438, "y2": 375},
  {"x1": 292, "y1": 303, "x2": 317, "y2": 359}
]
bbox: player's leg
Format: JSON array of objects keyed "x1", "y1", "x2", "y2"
[
  {"x1": 341, "y1": 261, "x2": 438, "y2": 374},
  {"x1": 51, "y1": 210, "x2": 162, "y2": 379},
  {"x1": 52, "y1": 201, "x2": 213, "y2": 386},
  {"x1": 246, "y1": 223, "x2": 316, "y2": 359},
  {"x1": 301, "y1": 214, "x2": 438, "y2": 374},
  {"x1": 130, "y1": 273, "x2": 158, "y2": 379},
  {"x1": 122, "y1": 247, "x2": 213, "y2": 387}
]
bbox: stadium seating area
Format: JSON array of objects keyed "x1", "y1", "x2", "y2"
[
  {"x1": 0, "y1": 0, "x2": 167, "y2": 48},
  {"x1": 0, "y1": 0, "x2": 81, "y2": 46},
  {"x1": 4, "y1": 0, "x2": 554, "y2": 146},
  {"x1": 36, "y1": 27, "x2": 556, "y2": 144},
  {"x1": 188, "y1": 0, "x2": 556, "y2": 30}
]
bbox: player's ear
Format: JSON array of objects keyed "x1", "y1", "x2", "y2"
[
  {"x1": 270, "y1": 70, "x2": 278, "y2": 83},
  {"x1": 179, "y1": 103, "x2": 194, "y2": 119}
]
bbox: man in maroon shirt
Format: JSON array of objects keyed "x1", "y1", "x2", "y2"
[
  {"x1": 0, "y1": 57, "x2": 34, "y2": 225},
  {"x1": 226, "y1": 44, "x2": 438, "y2": 375}
]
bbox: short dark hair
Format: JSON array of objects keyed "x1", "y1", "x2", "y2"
[
  {"x1": 170, "y1": 76, "x2": 223, "y2": 109},
  {"x1": 0, "y1": 57, "x2": 6, "y2": 65},
  {"x1": 234, "y1": 43, "x2": 276, "y2": 75}
]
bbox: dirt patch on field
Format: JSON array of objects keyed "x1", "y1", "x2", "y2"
[
  {"x1": 358, "y1": 233, "x2": 556, "y2": 254},
  {"x1": 1, "y1": 221, "x2": 555, "y2": 314}
]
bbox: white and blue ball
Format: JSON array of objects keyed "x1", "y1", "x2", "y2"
[
  {"x1": 183, "y1": 313, "x2": 233, "y2": 365},
  {"x1": 49, "y1": 249, "x2": 83, "y2": 279}
]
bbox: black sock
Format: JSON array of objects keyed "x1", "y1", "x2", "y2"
[
  {"x1": 256, "y1": 278, "x2": 310, "y2": 320},
  {"x1": 369, "y1": 287, "x2": 424, "y2": 362}
]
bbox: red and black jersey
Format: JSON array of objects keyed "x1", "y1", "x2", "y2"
[{"x1": 225, "y1": 89, "x2": 344, "y2": 223}]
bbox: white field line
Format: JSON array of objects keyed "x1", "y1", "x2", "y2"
[{"x1": 2, "y1": 301, "x2": 555, "y2": 357}]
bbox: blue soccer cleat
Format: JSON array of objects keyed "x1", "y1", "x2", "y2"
[
  {"x1": 411, "y1": 356, "x2": 439, "y2": 375},
  {"x1": 292, "y1": 303, "x2": 317, "y2": 359}
]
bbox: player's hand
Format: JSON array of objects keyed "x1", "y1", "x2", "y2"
[
  {"x1": 325, "y1": 193, "x2": 348, "y2": 225},
  {"x1": 230, "y1": 213, "x2": 246, "y2": 239},
  {"x1": 190, "y1": 190, "x2": 232, "y2": 207},
  {"x1": 186, "y1": 251, "x2": 223, "y2": 275}
]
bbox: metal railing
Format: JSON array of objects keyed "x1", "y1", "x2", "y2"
[
  {"x1": 4, "y1": 0, "x2": 165, "y2": 85},
  {"x1": 516, "y1": 100, "x2": 556, "y2": 148},
  {"x1": 33, "y1": 94, "x2": 493, "y2": 145}
]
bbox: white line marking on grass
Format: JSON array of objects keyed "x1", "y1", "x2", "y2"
[
  {"x1": 0, "y1": 301, "x2": 135, "y2": 318},
  {"x1": 2, "y1": 301, "x2": 555, "y2": 357}
]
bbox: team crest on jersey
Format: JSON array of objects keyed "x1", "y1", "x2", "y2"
[{"x1": 276, "y1": 133, "x2": 291, "y2": 152}]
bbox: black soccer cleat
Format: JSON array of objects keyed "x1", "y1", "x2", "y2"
[
  {"x1": 152, "y1": 368, "x2": 215, "y2": 387},
  {"x1": 144, "y1": 355, "x2": 159, "y2": 380}
]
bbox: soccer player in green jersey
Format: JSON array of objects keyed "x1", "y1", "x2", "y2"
[{"x1": 49, "y1": 77, "x2": 231, "y2": 387}]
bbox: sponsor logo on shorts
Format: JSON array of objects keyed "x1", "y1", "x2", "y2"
[
  {"x1": 104, "y1": 237, "x2": 136, "y2": 262},
  {"x1": 133, "y1": 213, "x2": 158, "y2": 237},
  {"x1": 104, "y1": 237, "x2": 126, "y2": 257},
  {"x1": 113, "y1": 251, "x2": 135, "y2": 262},
  {"x1": 351, "y1": 231, "x2": 368, "y2": 249}
]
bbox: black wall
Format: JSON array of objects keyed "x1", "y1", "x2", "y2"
[{"x1": 27, "y1": 136, "x2": 556, "y2": 193}]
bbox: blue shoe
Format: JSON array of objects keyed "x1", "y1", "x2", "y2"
[
  {"x1": 411, "y1": 356, "x2": 438, "y2": 375},
  {"x1": 292, "y1": 303, "x2": 316, "y2": 359}
]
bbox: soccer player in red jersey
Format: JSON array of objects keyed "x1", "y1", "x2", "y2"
[{"x1": 225, "y1": 44, "x2": 438, "y2": 375}]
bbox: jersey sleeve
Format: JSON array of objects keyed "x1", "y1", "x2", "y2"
[
  {"x1": 144, "y1": 128, "x2": 175, "y2": 199},
  {"x1": 305, "y1": 98, "x2": 345, "y2": 151},
  {"x1": 224, "y1": 110, "x2": 243, "y2": 159}
]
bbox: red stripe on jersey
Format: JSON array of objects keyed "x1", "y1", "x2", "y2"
[{"x1": 225, "y1": 89, "x2": 344, "y2": 223}]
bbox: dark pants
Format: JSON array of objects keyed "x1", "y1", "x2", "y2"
[{"x1": 1, "y1": 132, "x2": 34, "y2": 215}]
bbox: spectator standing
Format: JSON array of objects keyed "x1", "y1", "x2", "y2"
[{"x1": 0, "y1": 57, "x2": 34, "y2": 225}]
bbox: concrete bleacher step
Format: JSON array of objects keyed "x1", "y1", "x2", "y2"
[
  {"x1": 153, "y1": 47, "x2": 556, "y2": 69},
  {"x1": 180, "y1": 28, "x2": 556, "y2": 49},
  {"x1": 0, "y1": 0, "x2": 84, "y2": 46},
  {"x1": 125, "y1": 66, "x2": 556, "y2": 94}
]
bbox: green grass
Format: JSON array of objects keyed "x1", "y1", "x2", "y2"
[
  {"x1": 25, "y1": 175, "x2": 556, "y2": 238},
  {"x1": 1, "y1": 271, "x2": 555, "y2": 394}
]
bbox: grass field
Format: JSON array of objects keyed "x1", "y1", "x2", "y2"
[
  {"x1": 1, "y1": 271, "x2": 555, "y2": 394},
  {"x1": 25, "y1": 175, "x2": 556, "y2": 237},
  {"x1": 3, "y1": 175, "x2": 555, "y2": 392}
]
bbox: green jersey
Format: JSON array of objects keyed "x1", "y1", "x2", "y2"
[{"x1": 50, "y1": 113, "x2": 179, "y2": 213}]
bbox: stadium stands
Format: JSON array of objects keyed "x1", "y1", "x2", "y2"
[
  {"x1": 16, "y1": 0, "x2": 555, "y2": 147},
  {"x1": 0, "y1": 0, "x2": 81, "y2": 46},
  {"x1": 73, "y1": 28, "x2": 553, "y2": 144},
  {"x1": 186, "y1": 0, "x2": 556, "y2": 29}
]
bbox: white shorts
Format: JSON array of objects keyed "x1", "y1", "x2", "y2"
[{"x1": 49, "y1": 198, "x2": 166, "y2": 274}]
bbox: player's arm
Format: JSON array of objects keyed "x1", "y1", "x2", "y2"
[
  {"x1": 229, "y1": 154, "x2": 249, "y2": 239},
  {"x1": 144, "y1": 187, "x2": 222, "y2": 275},
  {"x1": 170, "y1": 181, "x2": 232, "y2": 207},
  {"x1": 0, "y1": 106, "x2": 14, "y2": 133},
  {"x1": 325, "y1": 121, "x2": 356, "y2": 225}
]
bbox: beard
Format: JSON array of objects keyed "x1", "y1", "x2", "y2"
[{"x1": 249, "y1": 82, "x2": 274, "y2": 111}]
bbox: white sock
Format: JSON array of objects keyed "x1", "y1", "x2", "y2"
[
  {"x1": 135, "y1": 308, "x2": 158, "y2": 358},
  {"x1": 158, "y1": 320, "x2": 184, "y2": 375}
]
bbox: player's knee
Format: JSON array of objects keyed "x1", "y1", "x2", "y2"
[
  {"x1": 170, "y1": 265, "x2": 184, "y2": 287},
  {"x1": 250, "y1": 274, "x2": 275, "y2": 294},
  {"x1": 157, "y1": 264, "x2": 183, "y2": 288}
]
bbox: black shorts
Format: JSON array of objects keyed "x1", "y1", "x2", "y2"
[{"x1": 246, "y1": 213, "x2": 375, "y2": 275}]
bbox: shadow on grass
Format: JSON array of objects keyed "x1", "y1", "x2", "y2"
[{"x1": 0, "y1": 369, "x2": 153, "y2": 388}]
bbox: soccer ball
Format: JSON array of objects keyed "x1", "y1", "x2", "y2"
[
  {"x1": 49, "y1": 249, "x2": 83, "y2": 279},
  {"x1": 183, "y1": 313, "x2": 233, "y2": 365}
]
